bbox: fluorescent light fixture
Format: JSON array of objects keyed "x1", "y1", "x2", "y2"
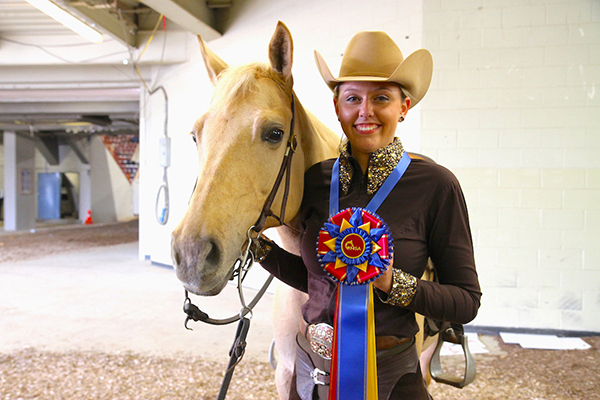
[{"x1": 24, "y1": 0, "x2": 103, "y2": 43}]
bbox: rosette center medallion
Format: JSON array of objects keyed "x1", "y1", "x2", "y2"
[{"x1": 341, "y1": 233, "x2": 366, "y2": 259}]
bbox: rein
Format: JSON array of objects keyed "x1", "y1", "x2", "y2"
[{"x1": 183, "y1": 95, "x2": 297, "y2": 399}]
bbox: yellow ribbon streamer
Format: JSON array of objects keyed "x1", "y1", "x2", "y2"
[{"x1": 366, "y1": 283, "x2": 378, "y2": 399}]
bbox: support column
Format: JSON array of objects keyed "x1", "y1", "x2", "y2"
[{"x1": 3, "y1": 131, "x2": 36, "y2": 231}]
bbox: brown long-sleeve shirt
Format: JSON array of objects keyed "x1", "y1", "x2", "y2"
[{"x1": 261, "y1": 150, "x2": 481, "y2": 338}]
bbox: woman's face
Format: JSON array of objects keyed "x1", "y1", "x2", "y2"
[{"x1": 334, "y1": 81, "x2": 409, "y2": 168}]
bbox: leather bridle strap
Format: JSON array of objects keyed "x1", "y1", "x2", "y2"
[{"x1": 253, "y1": 95, "x2": 297, "y2": 233}]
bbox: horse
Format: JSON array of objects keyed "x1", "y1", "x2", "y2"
[
  {"x1": 171, "y1": 21, "x2": 435, "y2": 399},
  {"x1": 171, "y1": 21, "x2": 338, "y2": 398}
]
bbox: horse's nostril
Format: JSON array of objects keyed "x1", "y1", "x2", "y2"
[
  {"x1": 173, "y1": 247, "x2": 181, "y2": 266},
  {"x1": 171, "y1": 233, "x2": 182, "y2": 266},
  {"x1": 205, "y1": 239, "x2": 221, "y2": 267}
]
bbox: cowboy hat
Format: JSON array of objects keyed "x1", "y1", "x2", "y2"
[{"x1": 314, "y1": 31, "x2": 433, "y2": 108}]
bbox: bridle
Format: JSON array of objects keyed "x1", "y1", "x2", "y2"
[
  {"x1": 182, "y1": 95, "x2": 297, "y2": 399},
  {"x1": 183, "y1": 94, "x2": 297, "y2": 325}
]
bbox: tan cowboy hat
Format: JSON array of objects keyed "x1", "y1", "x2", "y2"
[{"x1": 314, "y1": 31, "x2": 433, "y2": 108}]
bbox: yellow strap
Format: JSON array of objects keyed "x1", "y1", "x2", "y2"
[{"x1": 366, "y1": 283, "x2": 379, "y2": 399}]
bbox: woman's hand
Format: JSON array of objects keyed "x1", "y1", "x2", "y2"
[{"x1": 372, "y1": 256, "x2": 394, "y2": 293}]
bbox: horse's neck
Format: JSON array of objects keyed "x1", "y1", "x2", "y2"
[{"x1": 294, "y1": 96, "x2": 340, "y2": 169}]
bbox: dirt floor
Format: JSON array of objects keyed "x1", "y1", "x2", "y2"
[
  {"x1": 1, "y1": 220, "x2": 599, "y2": 400},
  {"x1": 0, "y1": 219, "x2": 139, "y2": 264}
]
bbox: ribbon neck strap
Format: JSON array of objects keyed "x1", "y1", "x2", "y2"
[{"x1": 330, "y1": 151, "x2": 411, "y2": 216}]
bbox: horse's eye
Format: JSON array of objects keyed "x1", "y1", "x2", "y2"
[{"x1": 265, "y1": 128, "x2": 284, "y2": 143}]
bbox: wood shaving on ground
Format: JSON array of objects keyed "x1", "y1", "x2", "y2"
[
  {"x1": 0, "y1": 349, "x2": 277, "y2": 400},
  {"x1": 1, "y1": 337, "x2": 599, "y2": 400}
]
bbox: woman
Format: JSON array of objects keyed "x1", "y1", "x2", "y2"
[{"x1": 255, "y1": 31, "x2": 481, "y2": 400}]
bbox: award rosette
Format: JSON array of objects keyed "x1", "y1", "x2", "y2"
[{"x1": 317, "y1": 207, "x2": 393, "y2": 285}]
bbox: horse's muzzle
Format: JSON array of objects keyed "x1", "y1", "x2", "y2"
[{"x1": 171, "y1": 233, "x2": 228, "y2": 295}]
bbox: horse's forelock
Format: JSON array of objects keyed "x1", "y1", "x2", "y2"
[{"x1": 213, "y1": 62, "x2": 289, "y2": 107}]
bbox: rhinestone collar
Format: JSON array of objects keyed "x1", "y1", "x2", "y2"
[{"x1": 339, "y1": 137, "x2": 405, "y2": 195}]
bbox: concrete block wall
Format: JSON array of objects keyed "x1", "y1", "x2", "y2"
[{"x1": 421, "y1": 0, "x2": 600, "y2": 332}]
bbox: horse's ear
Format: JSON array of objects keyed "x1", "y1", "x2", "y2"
[
  {"x1": 198, "y1": 35, "x2": 228, "y2": 86},
  {"x1": 268, "y1": 21, "x2": 293, "y2": 79}
]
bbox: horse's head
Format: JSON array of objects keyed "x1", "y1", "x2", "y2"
[{"x1": 171, "y1": 22, "x2": 307, "y2": 296}]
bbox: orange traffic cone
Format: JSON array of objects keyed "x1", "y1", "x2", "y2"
[{"x1": 85, "y1": 210, "x2": 94, "y2": 225}]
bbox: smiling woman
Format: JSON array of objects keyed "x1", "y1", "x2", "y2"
[
  {"x1": 255, "y1": 30, "x2": 481, "y2": 400},
  {"x1": 334, "y1": 81, "x2": 409, "y2": 172}
]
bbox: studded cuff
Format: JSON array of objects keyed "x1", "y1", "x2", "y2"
[
  {"x1": 251, "y1": 236, "x2": 273, "y2": 263},
  {"x1": 378, "y1": 268, "x2": 418, "y2": 307}
]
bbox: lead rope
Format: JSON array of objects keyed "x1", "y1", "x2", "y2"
[
  {"x1": 183, "y1": 228, "x2": 274, "y2": 400},
  {"x1": 217, "y1": 243, "x2": 256, "y2": 400},
  {"x1": 182, "y1": 95, "x2": 296, "y2": 399},
  {"x1": 183, "y1": 237, "x2": 274, "y2": 400}
]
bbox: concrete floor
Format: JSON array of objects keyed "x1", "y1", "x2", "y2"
[
  {"x1": 0, "y1": 241, "x2": 276, "y2": 363},
  {"x1": 0, "y1": 217, "x2": 83, "y2": 233}
]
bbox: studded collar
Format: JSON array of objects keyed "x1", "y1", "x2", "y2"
[{"x1": 338, "y1": 137, "x2": 405, "y2": 195}]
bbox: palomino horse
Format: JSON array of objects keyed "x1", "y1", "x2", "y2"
[
  {"x1": 171, "y1": 22, "x2": 434, "y2": 399},
  {"x1": 171, "y1": 22, "x2": 338, "y2": 398}
]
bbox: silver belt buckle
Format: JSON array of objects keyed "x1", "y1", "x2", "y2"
[
  {"x1": 307, "y1": 323, "x2": 333, "y2": 360},
  {"x1": 310, "y1": 367, "x2": 330, "y2": 386}
]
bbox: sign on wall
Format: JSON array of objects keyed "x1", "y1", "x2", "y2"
[{"x1": 19, "y1": 168, "x2": 33, "y2": 195}]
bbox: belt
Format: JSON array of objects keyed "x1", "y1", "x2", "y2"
[
  {"x1": 376, "y1": 335, "x2": 412, "y2": 350},
  {"x1": 305, "y1": 323, "x2": 413, "y2": 359}
]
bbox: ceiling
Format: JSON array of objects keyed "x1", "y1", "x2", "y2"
[{"x1": 0, "y1": 0, "x2": 230, "y2": 159}]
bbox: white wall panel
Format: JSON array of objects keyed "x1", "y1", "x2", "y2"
[{"x1": 423, "y1": 0, "x2": 600, "y2": 332}]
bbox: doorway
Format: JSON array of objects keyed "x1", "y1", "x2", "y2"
[{"x1": 37, "y1": 172, "x2": 79, "y2": 220}]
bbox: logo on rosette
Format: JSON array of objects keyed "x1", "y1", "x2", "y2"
[{"x1": 341, "y1": 234, "x2": 365, "y2": 259}]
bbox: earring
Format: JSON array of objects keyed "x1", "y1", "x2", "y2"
[{"x1": 399, "y1": 115, "x2": 405, "y2": 122}]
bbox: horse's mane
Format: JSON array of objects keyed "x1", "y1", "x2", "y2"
[{"x1": 212, "y1": 62, "x2": 288, "y2": 107}]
